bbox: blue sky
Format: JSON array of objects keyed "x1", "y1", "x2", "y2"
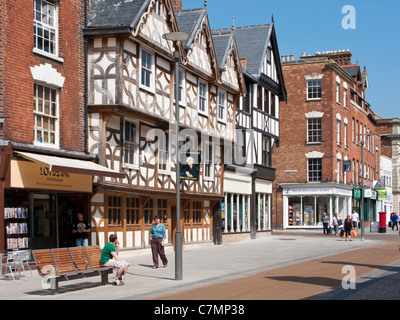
[{"x1": 183, "y1": 0, "x2": 400, "y2": 119}]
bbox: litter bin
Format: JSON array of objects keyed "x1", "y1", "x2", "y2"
[{"x1": 379, "y1": 212, "x2": 387, "y2": 233}]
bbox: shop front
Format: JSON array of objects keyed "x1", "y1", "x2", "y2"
[
  {"x1": 282, "y1": 183, "x2": 353, "y2": 229},
  {"x1": 352, "y1": 188, "x2": 377, "y2": 223},
  {"x1": 0, "y1": 148, "x2": 124, "y2": 252}
]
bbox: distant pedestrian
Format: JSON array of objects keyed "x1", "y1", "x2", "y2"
[
  {"x1": 72, "y1": 212, "x2": 91, "y2": 247},
  {"x1": 322, "y1": 213, "x2": 330, "y2": 235},
  {"x1": 392, "y1": 212, "x2": 399, "y2": 231},
  {"x1": 150, "y1": 216, "x2": 168, "y2": 269},
  {"x1": 344, "y1": 215, "x2": 353, "y2": 241},
  {"x1": 351, "y1": 210, "x2": 359, "y2": 231},
  {"x1": 332, "y1": 213, "x2": 339, "y2": 236}
]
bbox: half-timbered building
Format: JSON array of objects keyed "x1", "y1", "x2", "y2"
[
  {"x1": 212, "y1": 20, "x2": 287, "y2": 241},
  {"x1": 84, "y1": 0, "x2": 244, "y2": 249}
]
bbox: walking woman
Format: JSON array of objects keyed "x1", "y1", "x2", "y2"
[
  {"x1": 150, "y1": 216, "x2": 168, "y2": 269},
  {"x1": 344, "y1": 214, "x2": 353, "y2": 241}
]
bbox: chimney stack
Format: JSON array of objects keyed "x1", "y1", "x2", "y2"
[
  {"x1": 171, "y1": 0, "x2": 182, "y2": 11},
  {"x1": 240, "y1": 57, "x2": 247, "y2": 69}
]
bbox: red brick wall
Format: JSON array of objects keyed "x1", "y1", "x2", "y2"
[
  {"x1": 272, "y1": 59, "x2": 380, "y2": 229},
  {"x1": 171, "y1": 0, "x2": 183, "y2": 11},
  {"x1": 0, "y1": 0, "x2": 86, "y2": 152}
]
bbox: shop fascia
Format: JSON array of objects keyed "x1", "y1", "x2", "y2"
[{"x1": 283, "y1": 184, "x2": 353, "y2": 197}]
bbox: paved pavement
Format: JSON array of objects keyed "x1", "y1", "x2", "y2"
[{"x1": 1, "y1": 228, "x2": 399, "y2": 301}]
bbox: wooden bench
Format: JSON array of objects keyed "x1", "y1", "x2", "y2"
[{"x1": 33, "y1": 246, "x2": 113, "y2": 294}]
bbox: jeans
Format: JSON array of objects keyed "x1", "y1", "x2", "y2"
[
  {"x1": 323, "y1": 223, "x2": 329, "y2": 235},
  {"x1": 76, "y1": 238, "x2": 88, "y2": 247}
]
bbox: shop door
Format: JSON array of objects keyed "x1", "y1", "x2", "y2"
[{"x1": 31, "y1": 194, "x2": 57, "y2": 249}]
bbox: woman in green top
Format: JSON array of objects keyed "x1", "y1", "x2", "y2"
[{"x1": 150, "y1": 216, "x2": 168, "y2": 269}]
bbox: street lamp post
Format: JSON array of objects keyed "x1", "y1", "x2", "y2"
[
  {"x1": 162, "y1": 32, "x2": 189, "y2": 281},
  {"x1": 360, "y1": 140, "x2": 365, "y2": 242},
  {"x1": 357, "y1": 133, "x2": 373, "y2": 242}
]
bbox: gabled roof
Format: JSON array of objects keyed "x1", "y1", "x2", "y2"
[
  {"x1": 212, "y1": 31, "x2": 246, "y2": 94},
  {"x1": 174, "y1": 9, "x2": 207, "y2": 47},
  {"x1": 174, "y1": 8, "x2": 220, "y2": 83},
  {"x1": 88, "y1": 0, "x2": 149, "y2": 29},
  {"x1": 212, "y1": 32, "x2": 233, "y2": 69},
  {"x1": 212, "y1": 22, "x2": 286, "y2": 101}
]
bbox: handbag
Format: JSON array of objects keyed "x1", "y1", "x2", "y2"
[{"x1": 351, "y1": 230, "x2": 357, "y2": 238}]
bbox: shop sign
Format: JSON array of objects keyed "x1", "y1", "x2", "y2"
[
  {"x1": 353, "y1": 189, "x2": 361, "y2": 199},
  {"x1": 10, "y1": 160, "x2": 92, "y2": 193},
  {"x1": 378, "y1": 189, "x2": 387, "y2": 200}
]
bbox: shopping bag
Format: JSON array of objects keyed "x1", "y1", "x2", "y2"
[
  {"x1": 351, "y1": 230, "x2": 357, "y2": 238},
  {"x1": 340, "y1": 230, "x2": 345, "y2": 238}
]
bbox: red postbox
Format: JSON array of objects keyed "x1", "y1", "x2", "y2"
[{"x1": 379, "y1": 212, "x2": 387, "y2": 233}]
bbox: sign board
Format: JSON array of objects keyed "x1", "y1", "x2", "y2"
[
  {"x1": 370, "y1": 222, "x2": 379, "y2": 233},
  {"x1": 179, "y1": 151, "x2": 201, "y2": 181},
  {"x1": 378, "y1": 189, "x2": 387, "y2": 200},
  {"x1": 343, "y1": 161, "x2": 352, "y2": 172},
  {"x1": 10, "y1": 160, "x2": 92, "y2": 193},
  {"x1": 353, "y1": 189, "x2": 361, "y2": 199}
]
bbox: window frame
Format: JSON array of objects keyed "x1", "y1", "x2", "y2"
[
  {"x1": 158, "y1": 131, "x2": 170, "y2": 174},
  {"x1": 308, "y1": 158, "x2": 323, "y2": 183},
  {"x1": 217, "y1": 89, "x2": 227, "y2": 123},
  {"x1": 261, "y1": 135, "x2": 271, "y2": 167},
  {"x1": 123, "y1": 118, "x2": 140, "y2": 170},
  {"x1": 33, "y1": 0, "x2": 62, "y2": 61},
  {"x1": 204, "y1": 140, "x2": 214, "y2": 181},
  {"x1": 33, "y1": 83, "x2": 60, "y2": 149},
  {"x1": 140, "y1": 48, "x2": 155, "y2": 93},
  {"x1": 198, "y1": 80, "x2": 208, "y2": 116},
  {"x1": 307, "y1": 118, "x2": 322, "y2": 144},
  {"x1": 307, "y1": 79, "x2": 322, "y2": 100}
]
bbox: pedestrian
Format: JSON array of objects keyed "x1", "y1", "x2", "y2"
[
  {"x1": 322, "y1": 212, "x2": 330, "y2": 235},
  {"x1": 392, "y1": 212, "x2": 399, "y2": 231},
  {"x1": 344, "y1": 215, "x2": 353, "y2": 241},
  {"x1": 150, "y1": 215, "x2": 168, "y2": 269},
  {"x1": 101, "y1": 234, "x2": 130, "y2": 286},
  {"x1": 332, "y1": 213, "x2": 339, "y2": 236},
  {"x1": 72, "y1": 212, "x2": 91, "y2": 247},
  {"x1": 351, "y1": 210, "x2": 359, "y2": 231}
]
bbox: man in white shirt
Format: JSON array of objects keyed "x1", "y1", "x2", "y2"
[{"x1": 351, "y1": 210, "x2": 359, "y2": 231}]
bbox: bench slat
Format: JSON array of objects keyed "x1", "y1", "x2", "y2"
[
  {"x1": 69, "y1": 247, "x2": 92, "y2": 272},
  {"x1": 51, "y1": 248, "x2": 77, "y2": 275}
]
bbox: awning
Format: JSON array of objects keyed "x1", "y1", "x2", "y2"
[{"x1": 15, "y1": 151, "x2": 125, "y2": 179}]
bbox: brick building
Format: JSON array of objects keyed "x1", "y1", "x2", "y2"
[
  {"x1": 0, "y1": 0, "x2": 120, "y2": 252},
  {"x1": 273, "y1": 51, "x2": 380, "y2": 230},
  {"x1": 376, "y1": 117, "x2": 400, "y2": 216}
]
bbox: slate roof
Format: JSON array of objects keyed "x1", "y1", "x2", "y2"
[
  {"x1": 88, "y1": 0, "x2": 149, "y2": 28},
  {"x1": 343, "y1": 65, "x2": 361, "y2": 79},
  {"x1": 174, "y1": 9, "x2": 206, "y2": 47},
  {"x1": 212, "y1": 25, "x2": 271, "y2": 77},
  {"x1": 212, "y1": 32, "x2": 233, "y2": 69}
]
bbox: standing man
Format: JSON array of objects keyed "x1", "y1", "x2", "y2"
[
  {"x1": 322, "y1": 213, "x2": 330, "y2": 235},
  {"x1": 392, "y1": 212, "x2": 399, "y2": 231},
  {"x1": 101, "y1": 234, "x2": 130, "y2": 286},
  {"x1": 351, "y1": 210, "x2": 359, "y2": 231},
  {"x1": 72, "y1": 212, "x2": 91, "y2": 247}
]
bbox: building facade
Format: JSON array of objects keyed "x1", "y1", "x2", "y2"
[
  {"x1": 273, "y1": 51, "x2": 380, "y2": 230},
  {"x1": 212, "y1": 21, "x2": 287, "y2": 241},
  {"x1": 0, "y1": 0, "x2": 121, "y2": 252},
  {"x1": 85, "y1": 0, "x2": 245, "y2": 249},
  {"x1": 376, "y1": 117, "x2": 400, "y2": 216}
]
